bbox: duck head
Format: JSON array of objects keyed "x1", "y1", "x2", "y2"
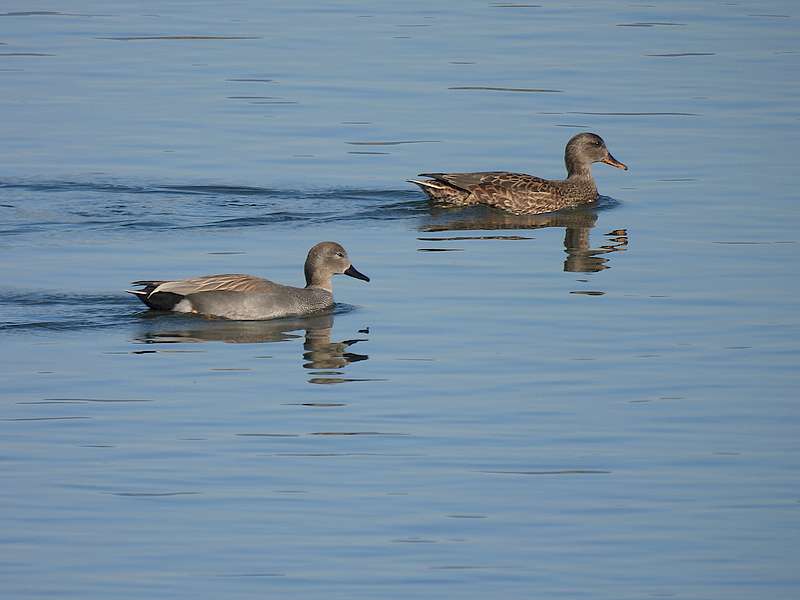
[
  {"x1": 305, "y1": 242, "x2": 370, "y2": 291},
  {"x1": 565, "y1": 132, "x2": 628, "y2": 177}
]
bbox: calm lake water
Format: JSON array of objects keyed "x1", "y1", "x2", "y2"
[{"x1": 1, "y1": 2, "x2": 798, "y2": 598}]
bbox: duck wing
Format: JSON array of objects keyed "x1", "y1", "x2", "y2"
[
  {"x1": 418, "y1": 171, "x2": 508, "y2": 192},
  {"x1": 419, "y1": 172, "x2": 557, "y2": 196},
  {"x1": 421, "y1": 172, "x2": 562, "y2": 214},
  {"x1": 146, "y1": 274, "x2": 279, "y2": 296}
]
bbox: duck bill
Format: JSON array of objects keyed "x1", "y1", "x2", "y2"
[
  {"x1": 601, "y1": 153, "x2": 628, "y2": 170},
  {"x1": 344, "y1": 264, "x2": 370, "y2": 282}
]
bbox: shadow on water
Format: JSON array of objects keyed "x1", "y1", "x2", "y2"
[
  {"x1": 417, "y1": 198, "x2": 628, "y2": 272},
  {"x1": 134, "y1": 309, "x2": 370, "y2": 384}
]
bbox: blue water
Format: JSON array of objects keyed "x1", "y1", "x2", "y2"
[{"x1": 1, "y1": 2, "x2": 799, "y2": 598}]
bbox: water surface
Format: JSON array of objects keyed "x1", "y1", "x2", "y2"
[{"x1": 1, "y1": 2, "x2": 799, "y2": 599}]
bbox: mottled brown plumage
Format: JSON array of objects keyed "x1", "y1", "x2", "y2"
[{"x1": 409, "y1": 132, "x2": 627, "y2": 215}]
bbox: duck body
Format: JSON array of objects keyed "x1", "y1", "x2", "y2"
[
  {"x1": 130, "y1": 274, "x2": 335, "y2": 320},
  {"x1": 128, "y1": 242, "x2": 369, "y2": 321},
  {"x1": 410, "y1": 132, "x2": 627, "y2": 215}
]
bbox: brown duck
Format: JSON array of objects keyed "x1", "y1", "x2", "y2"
[{"x1": 409, "y1": 132, "x2": 627, "y2": 215}]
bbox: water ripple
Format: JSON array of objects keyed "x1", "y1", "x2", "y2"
[
  {"x1": 449, "y1": 86, "x2": 562, "y2": 93},
  {"x1": 0, "y1": 290, "x2": 137, "y2": 333},
  {"x1": 0, "y1": 179, "x2": 417, "y2": 233}
]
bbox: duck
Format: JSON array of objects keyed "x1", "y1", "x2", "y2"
[
  {"x1": 409, "y1": 132, "x2": 627, "y2": 215},
  {"x1": 128, "y1": 241, "x2": 369, "y2": 320}
]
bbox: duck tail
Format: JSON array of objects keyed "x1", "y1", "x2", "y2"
[
  {"x1": 408, "y1": 177, "x2": 445, "y2": 187},
  {"x1": 126, "y1": 280, "x2": 184, "y2": 311},
  {"x1": 408, "y1": 177, "x2": 475, "y2": 205},
  {"x1": 127, "y1": 280, "x2": 162, "y2": 298},
  {"x1": 126, "y1": 288, "x2": 152, "y2": 307},
  {"x1": 408, "y1": 178, "x2": 452, "y2": 201}
]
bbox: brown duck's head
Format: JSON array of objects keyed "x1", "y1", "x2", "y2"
[
  {"x1": 305, "y1": 241, "x2": 370, "y2": 289},
  {"x1": 565, "y1": 132, "x2": 628, "y2": 175}
]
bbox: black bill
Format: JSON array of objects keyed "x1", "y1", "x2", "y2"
[{"x1": 344, "y1": 264, "x2": 370, "y2": 282}]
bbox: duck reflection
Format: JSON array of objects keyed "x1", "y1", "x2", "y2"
[
  {"x1": 134, "y1": 312, "x2": 368, "y2": 380},
  {"x1": 418, "y1": 203, "x2": 628, "y2": 272},
  {"x1": 302, "y1": 322, "x2": 368, "y2": 370}
]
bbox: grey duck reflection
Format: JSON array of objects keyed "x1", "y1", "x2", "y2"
[
  {"x1": 418, "y1": 204, "x2": 628, "y2": 273},
  {"x1": 134, "y1": 313, "x2": 368, "y2": 379}
]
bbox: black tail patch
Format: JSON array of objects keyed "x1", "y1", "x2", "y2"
[
  {"x1": 128, "y1": 281, "x2": 184, "y2": 311},
  {"x1": 142, "y1": 291, "x2": 185, "y2": 311}
]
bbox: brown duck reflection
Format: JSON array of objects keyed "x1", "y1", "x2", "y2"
[
  {"x1": 418, "y1": 204, "x2": 628, "y2": 272},
  {"x1": 134, "y1": 312, "x2": 368, "y2": 380}
]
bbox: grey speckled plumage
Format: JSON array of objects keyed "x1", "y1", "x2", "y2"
[
  {"x1": 128, "y1": 242, "x2": 369, "y2": 320},
  {"x1": 409, "y1": 132, "x2": 627, "y2": 215}
]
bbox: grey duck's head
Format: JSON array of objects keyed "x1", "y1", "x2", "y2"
[{"x1": 304, "y1": 242, "x2": 370, "y2": 288}]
